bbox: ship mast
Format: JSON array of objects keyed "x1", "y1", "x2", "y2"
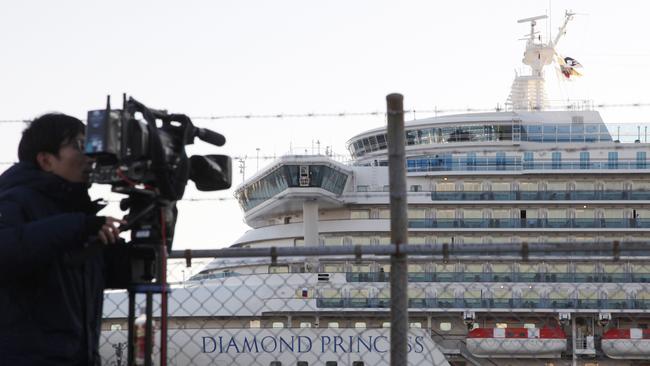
[{"x1": 506, "y1": 11, "x2": 575, "y2": 111}]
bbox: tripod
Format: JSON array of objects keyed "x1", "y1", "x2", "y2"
[{"x1": 119, "y1": 190, "x2": 176, "y2": 366}]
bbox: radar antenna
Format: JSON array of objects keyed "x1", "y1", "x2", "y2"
[
  {"x1": 506, "y1": 10, "x2": 576, "y2": 111},
  {"x1": 552, "y1": 10, "x2": 575, "y2": 46}
]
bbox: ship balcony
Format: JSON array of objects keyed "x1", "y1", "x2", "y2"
[
  {"x1": 345, "y1": 271, "x2": 650, "y2": 283},
  {"x1": 408, "y1": 218, "x2": 650, "y2": 229},
  {"x1": 315, "y1": 297, "x2": 650, "y2": 310},
  {"x1": 430, "y1": 190, "x2": 650, "y2": 201},
  {"x1": 407, "y1": 158, "x2": 650, "y2": 174}
]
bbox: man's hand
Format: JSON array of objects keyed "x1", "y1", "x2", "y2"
[{"x1": 98, "y1": 217, "x2": 126, "y2": 245}]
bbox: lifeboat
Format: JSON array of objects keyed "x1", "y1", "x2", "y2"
[
  {"x1": 466, "y1": 327, "x2": 567, "y2": 358},
  {"x1": 602, "y1": 328, "x2": 650, "y2": 359}
]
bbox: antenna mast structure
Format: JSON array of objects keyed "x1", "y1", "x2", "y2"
[{"x1": 506, "y1": 11, "x2": 575, "y2": 111}]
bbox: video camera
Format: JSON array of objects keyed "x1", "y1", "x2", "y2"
[
  {"x1": 84, "y1": 95, "x2": 231, "y2": 286},
  {"x1": 85, "y1": 95, "x2": 231, "y2": 199}
]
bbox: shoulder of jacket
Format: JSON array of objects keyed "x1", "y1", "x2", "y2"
[{"x1": 0, "y1": 186, "x2": 40, "y2": 202}]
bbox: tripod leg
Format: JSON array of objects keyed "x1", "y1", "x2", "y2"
[
  {"x1": 128, "y1": 291, "x2": 135, "y2": 366},
  {"x1": 145, "y1": 292, "x2": 153, "y2": 366}
]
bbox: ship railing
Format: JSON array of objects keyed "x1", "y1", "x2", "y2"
[
  {"x1": 345, "y1": 271, "x2": 650, "y2": 283},
  {"x1": 316, "y1": 297, "x2": 650, "y2": 310},
  {"x1": 408, "y1": 218, "x2": 650, "y2": 229},
  {"x1": 430, "y1": 190, "x2": 650, "y2": 201},
  {"x1": 407, "y1": 159, "x2": 650, "y2": 173}
]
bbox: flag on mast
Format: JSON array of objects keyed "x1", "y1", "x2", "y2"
[{"x1": 556, "y1": 54, "x2": 583, "y2": 79}]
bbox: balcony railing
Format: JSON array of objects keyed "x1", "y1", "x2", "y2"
[
  {"x1": 345, "y1": 272, "x2": 650, "y2": 283},
  {"x1": 407, "y1": 218, "x2": 650, "y2": 229},
  {"x1": 316, "y1": 297, "x2": 650, "y2": 310},
  {"x1": 430, "y1": 190, "x2": 650, "y2": 201},
  {"x1": 407, "y1": 159, "x2": 650, "y2": 173}
]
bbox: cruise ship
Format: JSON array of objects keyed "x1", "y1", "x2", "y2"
[{"x1": 101, "y1": 12, "x2": 650, "y2": 366}]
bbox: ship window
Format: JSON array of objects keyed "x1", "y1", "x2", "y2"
[
  {"x1": 463, "y1": 181, "x2": 481, "y2": 191},
  {"x1": 357, "y1": 185, "x2": 369, "y2": 192},
  {"x1": 602, "y1": 209, "x2": 622, "y2": 219},
  {"x1": 410, "y1": 185, "x2": 422, "y2": 192},
  {"x1": 435, "y1": 209, "x2": 455, "y2": 219},
  {"x1": 546, "y1": 181, "x2": 566, "y2": 191},
  {"x1": 638, "y1": 151, "x2": 647, "y2": 168},
  {"x1": 604, "y1": 181, "x2": 623, "y2": 190},
  {"x1": 551, "y1": 152, "x2": 561, "y2": 169},
  {"x1": 523, "y1": 152, "x2": 534, "y2": 169},
  {"x1": 466, "y1": 152, "x2": 477, "y2": 170},
  {"x1": 353, "y1": 362, "x2": 364, "y2": 366},
  {"x1": 580, "y1": 151, "x2": 590, "y2": 169},
  {"x1": 408, "y1": 208, "x2": 427, "y2": 219},
  {"x1": 382, "y1": 322, "x2": 391, "y2": 328},
  {"x1": 300, "y1": 322, "x2": 312, "y2": 328},
  {"x1": 557, "y1": 124, "x2": 571, "y2": 142},
  {"x1": 519, "y1": 181, "x2": 537, "y2": 191},
  {"x1": 297, "y1": 362, "x2": 308, "y2": 366},
  {"x1": 351, "y1": 210, "x2": 370, "y2": 219},
  {"x1": 272, "y1": 322, "x2": 285, "y2": 328},
  {"x1": 110, "y1": 324, "x2": 122, "y2": 331},
  {"x1": 608, "y1": 151, "x2": 619, "y2": 169},
  {"x1": 524, "y1": 323, "x2": 536, "y2": 329},
  {"x1": 250, "y1": 320, "x2": 261, "y2": 328},
  {"x1": 270, "y1": 362, "x2": 282, "y2": 366},
  {"x1": 436, "y1": 182, "x2": 454, "y2": 192},
  {"x1": 409, "y1": 322, "x2": 422, "y2": 328},
  {"x1": 409, "y1": 236, "x2": 426, "y2": 245},
  {"x1": 496, "y1": 152, "x2": 506, "y2": 170},
  {"x1": 323, "y1": 237, "x2": 342, "y2": 246},
  {"x1": 326, "y1": 362, "x2": 338, "y2": 366},
  {"x1": 351, "y1": 237, "x2": 371, "y2": 246},
  {"x1": 572, "y1": 124, "x2": 586, "y2": 141},
  {"x1": 269, "y1": 266, "x2": 289, "y2": 274},
  {"x1": 496, "y1": 323, "x2": 508, "y2": 328},
  {"x1": 354, "y1": 322, "x2": 367, "y2": 328},
  {"x1": 439, "y1": 322, "x2": 452, "y2": 331},
  {"x1": 328, "y1": 322, "x2": 339, "y2": 328}
]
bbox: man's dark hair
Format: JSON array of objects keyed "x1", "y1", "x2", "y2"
[{"x1": 18, "y1": 113, "x2": 85, "y2": 164}]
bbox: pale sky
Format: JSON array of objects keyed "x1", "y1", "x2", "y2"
[{"x1": 1, "y1": 0, "x2": 649, "y2": 250}]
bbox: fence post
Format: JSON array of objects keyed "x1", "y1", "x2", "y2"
[{"x1": 386, "y1": 93, "x2": 409, "y2": 366}]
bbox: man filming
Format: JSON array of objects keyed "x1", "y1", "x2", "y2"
[{"x1": 0, "y1": 113, "x2": 124, "y2": 365}]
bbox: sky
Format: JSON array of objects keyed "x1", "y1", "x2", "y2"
[{"x1": 1, "y1": 0, "x2": 649, "y2": 250}]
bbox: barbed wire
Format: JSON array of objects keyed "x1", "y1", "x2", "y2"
[{"x1": 1, "y1": 102, "x2": 649, "y2": 125}]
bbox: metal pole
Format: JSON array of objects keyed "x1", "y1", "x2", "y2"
[
  {"x1": 127, "y1": 291, "x2": 135, "y2": 366},
  {"x1": 169, "y1": 241, "x2": 650, "y2": 261},
  {"x1": 160, "y1": 228, "x2": 168, "y2": 366},
  {"x1": 571, "y1": 314, "x2": 577, "y2": 366},
  {"x1": 386, "y1": 93, "x2": 408, "y2": 366},
  {"x1": 144, "y1": 292, "x2": 153, "y2": 366}
]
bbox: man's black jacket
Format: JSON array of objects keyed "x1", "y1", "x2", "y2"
[{"x1": 0, "y1": 162, "x2": 106, "y2": 365}]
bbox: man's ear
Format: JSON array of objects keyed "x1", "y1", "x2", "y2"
[{"x1": 36, "y1": 152, "x2": 55, "y2": 172}]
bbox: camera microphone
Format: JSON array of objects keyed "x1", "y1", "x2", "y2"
[{"x1": 195, "y1": 128, "x2": 226, "y2": 147}]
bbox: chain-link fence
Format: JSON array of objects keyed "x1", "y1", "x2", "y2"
[{"x1": 98, "y1": 245, "x2": 650, "y2": 366}]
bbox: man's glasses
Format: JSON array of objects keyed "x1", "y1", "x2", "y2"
[{"x1": 64, "y1": 139, "x2": 85, "y2": 152}]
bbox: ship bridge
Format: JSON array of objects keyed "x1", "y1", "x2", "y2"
[{"x1": 234, "y1": 155, "x2": 352, "y2": 246}]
